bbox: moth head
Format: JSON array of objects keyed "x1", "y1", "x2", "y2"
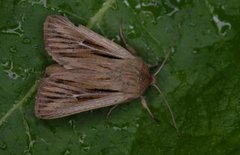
[{"x1": 139, "y1": 63, "x2": 154, "y2": 94}]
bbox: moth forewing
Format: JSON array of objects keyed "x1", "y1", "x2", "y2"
[
  {"x1": 44, "y1": 16, "x2": 135, "y2": 62},
  {"x1": 35, "y1": 15, "x2": 154, "y2": 119}
]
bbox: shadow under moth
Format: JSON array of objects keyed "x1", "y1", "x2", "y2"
[{"x1": 35, "y1": 15, "x2": 178, "y2": 131}]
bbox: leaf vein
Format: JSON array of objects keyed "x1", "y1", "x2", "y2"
[
  {"x1": 0, "y1": 82, "x2": 38, "y2": 127},
  {"x1": 87, "y1": 0, "x2": 116, "y2": 28}
]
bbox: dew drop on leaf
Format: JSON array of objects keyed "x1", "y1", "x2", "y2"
[
  {"x1": 1, "y1": 60, "x2": 21, "y2": 80},
  {"x1": 62, "y1": 149, "x2": 71, "y2": 155},
  {"x1": 22, "y1": 37, "x2": 31, "y2": 44},
  {"x1": 0, "y1": 141, "x2": 7, "y2": 150},
  {"x1": 212, "y1": 15, "x2": 231, "y2": 36},
  {"x1": 0, "y1": 21, "x2": 24, "y2": 37},
  {"x1": 192, "y1": 50, "x2": 198, "y2": 54},
  {"x1": 9, "y1": 46, "x2": 17, "y2": 53}
]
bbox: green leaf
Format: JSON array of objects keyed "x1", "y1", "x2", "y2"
[{"x1": 1, "y1": 0, "x2": 240, "y2": 154}]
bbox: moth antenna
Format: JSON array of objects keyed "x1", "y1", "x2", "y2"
[
  {"x1": 152, "y1": 84, "x2": 179, "y2": 134},
  {"x1": 119, "y1": 20, "x2": 127, "y2": 47},
  {"x1": 119, "y1": 20, "x2": 136, "y2": 55},
  {"x1": 154, "y1": 51, "x2": 171, "y2": 76}
]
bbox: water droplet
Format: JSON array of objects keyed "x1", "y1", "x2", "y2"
[
  {"x1": 123, "y1": 0, "x2": 130, "y2": 7},
  {"x1": 23, "y1": 37, "x2": 31, "y2": 44},
  {"x1": 82, "y1": 145, "x2": 90, "y2": 152},
  {"x1": 76, "y1": 133, "x2": 90, "y2": 152},
  {"x1": 8, "y1": 72, "x2": 20, "y2": 80},
  {"x1": 111, "y1": 124, "x2": 128, "y2": 131},
  {"x1": 1, "y1": 60, "x2": 32, "y2": 80},
  {"x1": 136, "y1": 123, "x2": 139, "y2": 128},
  {"x1": 33, "y1": 44, "x2": 40, "y2": 49},
  {"x1": 68, "y1": 119, "x2": 74, "y2": 127},
  {"x1": 165, "y1": 1, "x2": 179, "y2": 17},
  {"x1": 1, "y1": 61, "x2": 9, "y2": 67},
  {"x1": 58, "y1": 3, "x2": 74, "y2": 12},
  {"x1": 114, "y1": 35, "x2": 121, "y2": 42},
  {"x1": 205, "y1": 0, "x2": 214, "y2": 14},
  {"x1": 192, "y1": 50, "x2": 198, "y2": 54},
  {"x1": 135, "y1": 1, "x2": 162, "y2": 24},
  {"x1": 91, "y1": 126, "x2": 97, "y2": 131},
  {"x1": 206, "y1": 29, "x2": 212, "y2": 34},
  {"x1": 111, "y1": 1, "x2": 118, "y2": 10},
  {"x1": 40, "y1": 138, "x2": 50, "y2": 145},
  {"x1": 19, "y1": 68, "x2": 30, "y2": 80},
  {"x1": 9, "y1": 46, "x2": 17, "y2": 53},
  {"x1": 177, "y1": 70, "x2": 187, "y2": 82},
  {"x1": 0, "y1": 21, "x2": 24, "y2": 37},
  {"x1": 63, "y1": 149, "x2": 71, "y2": 155},
  {"x1": 30, "y1": 0, "x2": 47, "y2": 8},
  {"x1": 23, "y1": 115, "x2": 36, "y2": 155},
  {"x1": 170, "y1": 46, "x2": 176, "y2": 53},
  {"x1": 135, "y1": 3, "x2": 141, "y2": 9},
  {"x1": 189, "y1": 22, "x2": 196, "y2": 27},
  {"x1": 0, "y1": 141, "x2": 7, "y2": 150},
  {"x1": 213, "y1": 15, "x2": 231, "y2": 36},
  {"x1": 135, "y1": 1, "x2": 180, "y2": 23},
  {"x1": 126, "y1": 24, "x2": 139, "y2": 39},
  {"x1": 78, "y1": 133, "x2": 86, "y2": 144},
  {"x1": 21, "y1": 14, "x2": 26, "y2": 22},
  {"x1": 1, "y1": 60, "x2": 20, "y2": 80},
  {"x1": 205, "y1": 0, "x2": 232, "y2": 36}
]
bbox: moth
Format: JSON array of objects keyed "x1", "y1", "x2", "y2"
[{"x1": 35, "y1": 15, "x2": 177, "y2": 129}]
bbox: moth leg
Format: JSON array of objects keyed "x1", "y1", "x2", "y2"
[
  {"x1": 148, "y1": 63, "x2": 159, "y2": 68},
  {"x1": 105, "y1": 104, "x2": 119, "y2": 125},
  {"x1": 140, "y1": 96, "x2": 161, "y2": 123},
  {"x1": 119, "y1": 22, "x2": 136, "y2": 55},
  {"x1": 140, "y1": 96, "x2": 154, "y2": 118}
]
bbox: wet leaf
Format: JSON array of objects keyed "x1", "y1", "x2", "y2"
[{"x1": 0, "y1": 0, "x2": 240, "y2": 154}]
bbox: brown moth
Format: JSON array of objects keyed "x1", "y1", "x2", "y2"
[{"x1": 35, "y1": 15, "x2": 177, "y2": 130}]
